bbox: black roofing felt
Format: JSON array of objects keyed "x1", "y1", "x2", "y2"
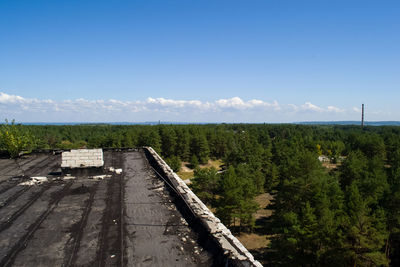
[{"x1": 0, "y1": 150, "x2": 213, "y2": 266}]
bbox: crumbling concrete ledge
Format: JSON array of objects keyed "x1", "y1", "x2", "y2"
[{"x1": 144, "y1": 147, "x2": 263, "y2": 267}]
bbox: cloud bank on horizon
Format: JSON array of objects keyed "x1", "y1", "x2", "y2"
[{"x1": 0, "y1": 91, "x2": 372, "y2": 123}]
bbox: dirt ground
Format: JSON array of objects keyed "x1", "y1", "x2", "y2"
[{"x1": 322, "y1": 162, "x2": 340, "y2": 169}]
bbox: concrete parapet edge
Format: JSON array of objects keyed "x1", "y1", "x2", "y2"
[{"x1": 144, "y1": 147, "x2": 263, "y2": 267}]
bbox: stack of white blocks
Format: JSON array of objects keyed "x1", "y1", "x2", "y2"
[{"x1": 61, "y1": 149, "x2": 104, "y2": 168}]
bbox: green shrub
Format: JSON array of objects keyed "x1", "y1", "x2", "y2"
[{"x1": 0, "y1": 119, "x2": 34, "y2": 158}]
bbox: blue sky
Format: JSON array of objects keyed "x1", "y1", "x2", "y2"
[{"x1": 0, "y1": 0, "x2": 399, "y2": 122}]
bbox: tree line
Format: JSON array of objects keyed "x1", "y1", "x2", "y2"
[{"x1": 1, "y1": 121, "x2": 400, "y2": 266}]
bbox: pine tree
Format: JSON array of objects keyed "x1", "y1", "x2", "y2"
[
  {"x1": 343, "y1": 183, "x2": 389, "y2": 266},
  {"x1": 269, "y1": 150, "x2": 345, "y2": 265},
  {"x1": 216, "y1": 166, "x2": 242, "y2": 227},
  {"x1": 190, "y1": 167, "x2": 219, "y2": 205},
  {"x1": 176, "y1": 129, "x2": 190, "y2": 161},
  {"x1": 160, "y1": 126, "x2": 177, "y2": 158},
  {"x1": 190, "y1": 134, "x2": 209, "y2": 164}
]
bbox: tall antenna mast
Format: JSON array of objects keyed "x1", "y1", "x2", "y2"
[{"x1": 361, "y1": 104, "x2": 364, "y2": 128}]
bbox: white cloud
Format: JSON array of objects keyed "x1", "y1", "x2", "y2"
[
  {"x1": 146, "y1": 97, "x2": 204, "y2": 109},
  {"x1": 0, "y1": 91, "x2": 374, "y2": 122},
  {"x1": 0, "y1": 92, "x2": 26, "y2": 104},
  {"x1": 215, "y1": 97, "x2": 279, "y2": 110},
  {"x1": 284, "y1": 102, "x2": 346, "y2": 114},
  {"x1": 301, "y1": 102, "x2": 324, "y2": 112},
  {"x1": 327, "y1": 106, "x2": 345, "y2": 113},
  {"x1": 216, "y1": 97, "x2": 246, "y2": 109}
]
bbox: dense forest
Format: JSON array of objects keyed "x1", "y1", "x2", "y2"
[{"x1": 1, "y1": 121, "x2": 400, "y2": 266}]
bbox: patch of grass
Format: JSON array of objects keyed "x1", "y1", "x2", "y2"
[
  {"x1": 237, "y1": 233, "x2": 270, "y2": 250},
  {"x1": 177, "y1": 159, "x2": 223, "y2": 181},
  {"x1": 200, "y1": 159, "x2": 223, "y2": 169},
  {"x1": 176, "y1": 170, "x2": 194, "y2": 180}
]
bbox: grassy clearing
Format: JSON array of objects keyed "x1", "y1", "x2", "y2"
[
  {"x1": 237, "y1": 233, "x2": 270, "y2": 250},
  {"x1": 176, "y1": 170, "x2": 194, "y2": 180},
  {"x1": 177, "y1": 159, "x2": 224, "y2": 181},
  {"x1": 201, "y1": 159, "x2": 223, "y2": 169}
]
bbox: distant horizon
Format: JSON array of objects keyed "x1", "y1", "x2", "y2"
[{"x1": 5, "y1": 120, "x2": 400, "y2": 126}]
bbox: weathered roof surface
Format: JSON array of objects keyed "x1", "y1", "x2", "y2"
[{"x1": 0, "y1": 150, "x2": 213, "y2": 266}]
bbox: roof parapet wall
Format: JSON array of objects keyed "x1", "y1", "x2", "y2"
[{"x1": 144, "y1": 147, "x2": 263, "y2": 267}]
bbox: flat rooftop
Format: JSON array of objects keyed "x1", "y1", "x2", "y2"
[{"x1": 0, "y1": 149, "x2": 214, "y2": 266}]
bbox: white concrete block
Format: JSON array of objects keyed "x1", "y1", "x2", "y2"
[{"x1": 62, "y1": 149, "x2": 104, "y2": 168}]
